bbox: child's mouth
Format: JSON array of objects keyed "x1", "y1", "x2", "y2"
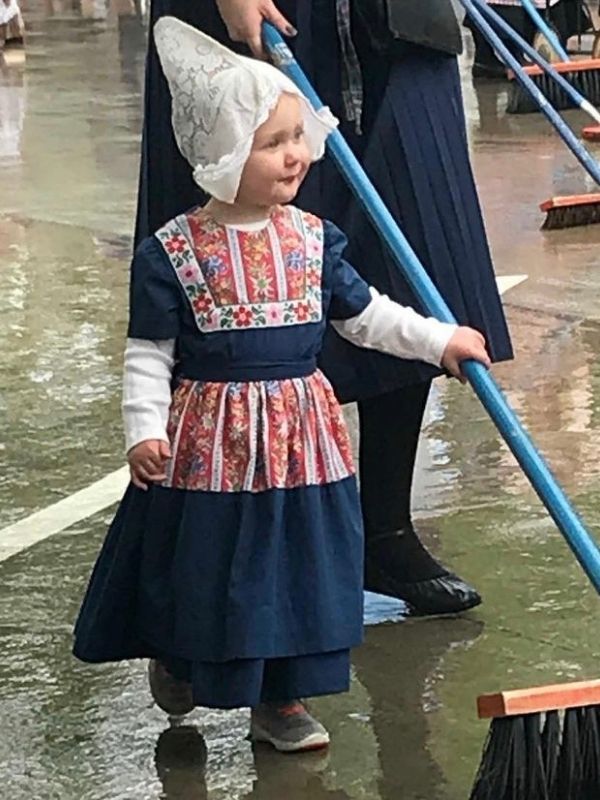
[{"x1": 280, "y1": 174, "x2": 300, "y2": 186}]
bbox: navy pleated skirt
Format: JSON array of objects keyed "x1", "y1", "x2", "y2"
[
  {"x1": 73, "y1": 480, "x2": 363, "y2": 708},
  {"x1": 135, "y1": 0, "x2": 513, "y2": 401}
]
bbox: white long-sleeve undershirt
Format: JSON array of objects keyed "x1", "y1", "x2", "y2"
[
  {"x1": 122, "y1": 289, "x2": 456, "y2": 452},
  {"x1": 332, "y1": 288, "x2": 455, "y2": 367},
  {"x1": 122, "y1": 338, "x2": 175, "y2": 452}
]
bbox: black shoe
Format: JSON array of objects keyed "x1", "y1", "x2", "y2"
[
  {"x1": 364, "y1": 528, "x2": 482, "y2": 616},
  {"x1": 148, "y1": 659, "x2": 194, "y2": 717},
  {"x1": 472, "y1": 61, "x2": 507, "y2": 80}
]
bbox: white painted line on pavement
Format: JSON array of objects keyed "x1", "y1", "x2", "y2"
[
  {"x1": 497, "y1": 274, "x2": 528, "y2": 295},
  {"x1": 0, "y1": 273, "x2": 528, "y2": 564},
  {"x1": 0, "y1": 466, "x2": 129, "y2": 563}
]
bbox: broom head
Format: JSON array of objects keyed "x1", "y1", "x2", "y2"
[
  {"x1": 478, "y1": 679, "x2": 600, "y2": 719},
  {"x1": 540, "y1": 193, "x2": 600, "y2": 229},
  {"x1": 507, "y1": 59, "x2": 600, "y2": 114},
  {"x1": 582, "y1": 125, "x2": 600, "y2": 142},
  {"x1": 470, "y1": 680, "x2": 600, "y2": 800}
]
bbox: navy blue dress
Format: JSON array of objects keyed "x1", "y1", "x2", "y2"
[
  {"x1": 74, "y1": 207, "x2": 372, "y2": 708},
  {"x1": 135, "y1": 0, "x2": 513, "y2": 404}
]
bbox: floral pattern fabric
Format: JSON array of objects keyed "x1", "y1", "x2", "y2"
[
  {"x1": 155, "y1": 205, "x2": 323, "y2": 333},
  {"x1": 164, "y1": 371, "x2": 355, "y2": 492}
]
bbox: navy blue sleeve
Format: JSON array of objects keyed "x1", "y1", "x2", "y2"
[
  {"x1": 322, "y1": 220, "x2": 372, "y2": 321},
  {"x1": 127, "y1": 236, "x2": 182, "y2": 339}
]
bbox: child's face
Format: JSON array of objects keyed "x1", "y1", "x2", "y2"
[{"x1": 236, "y1": 93, "x2": 311, "y2": 208}]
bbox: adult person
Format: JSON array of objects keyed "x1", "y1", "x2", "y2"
[
  {"x1": 465, "y1": 0, "x2": 591, "y2": 78},
  {"x1": 0, "y1": 0, "x2": 24, "y2": 48},
  {"x1": 135, "y1": 0, "x2": 514, "y2": 615}
]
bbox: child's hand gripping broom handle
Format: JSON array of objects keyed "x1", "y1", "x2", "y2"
[
  {"x1": 458, "y1": 0, "x2": 600, "y2": 187},
  {"x1": 472, "y1": 0, "x2": 600, "y2": 125},
  {"x1": 262, "y1": 23, "x2": 600, "y2": 594}
]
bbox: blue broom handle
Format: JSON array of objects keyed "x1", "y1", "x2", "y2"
[
  {"x1": 262, "y1": 23, "x2": 600, "y2": 593},
  {"x1": 473, "y1": 0, "x2": 600, "y2": 124},
  {"x1": 459, "y1": 0, "x2": 600, "y2": 187},
  {"x1": 520, "y1": 0, "x2": 570, "y2": 60}
]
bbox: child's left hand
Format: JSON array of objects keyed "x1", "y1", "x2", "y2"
[{"x1": 441, "y1": 326, "x2": 491, "y2": 383}]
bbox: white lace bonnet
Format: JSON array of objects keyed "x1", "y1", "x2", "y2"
[{"x1": 153, "y1": 16, "x2": 338, "y2": 203}]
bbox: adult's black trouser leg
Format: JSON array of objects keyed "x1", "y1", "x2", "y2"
[
  {"x1": 358, "y1": 383, "x2": 482, "y2": 614},
  {"x1": 466, "y1": 5, "x2": 534, "y2": 76},
  {"x1": 359, "y1": 383, "x2": 430, "y2": 541}
]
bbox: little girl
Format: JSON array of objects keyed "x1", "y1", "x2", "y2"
[{"x1": 73, "y1": 17, "x2": 490, "y2": 753}]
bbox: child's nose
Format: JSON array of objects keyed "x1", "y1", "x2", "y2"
[{"x1": 284, "y1": 148, "x2": 298, "y2": 166}]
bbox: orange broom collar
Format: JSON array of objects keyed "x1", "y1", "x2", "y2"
[{"x1": 478, "y1": 679, "x2": 600, "y2": 718}]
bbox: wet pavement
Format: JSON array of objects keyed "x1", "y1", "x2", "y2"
[{"x1": 1, "y1": 4, "x2": 600, "y2": 799}]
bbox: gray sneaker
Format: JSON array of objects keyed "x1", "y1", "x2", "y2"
[
  {"x1": 250, "y1": 701, "x2": 330, "y2": 753},
  {"x1": 148, "y1": 659, "x2": 194, "y2": 717}
]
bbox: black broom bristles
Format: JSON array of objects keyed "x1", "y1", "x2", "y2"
[
  {"x1": 470, "y1": 705, "x2": 600, "y2": 800},
  {"x1": 553, "y1": 708, "x2": 583, "y2": 799},
  {"x1": 578, "y1": 706, "x2": 600, "y2": 799},
  {"x1": 541, "y1": 710, "x2": 560, "y2": 793},
  {"x1": 508, "y1": 67, "x2": 600, "y2": 114},
  {"x1": 469, "y1": 715, "x2": 551, "y2": 800},
  {"x1": 542, "y1": 199, "x2": 600, "y2": 230}
]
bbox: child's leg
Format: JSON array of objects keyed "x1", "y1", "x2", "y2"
[
  {"x1": 260, "y1": 650, "x2": 351, "y2": 704},
  {"x1": 250, "y1": 701, "x2": 330, "y2": 753},
  {"x1": 148, "y1": 658, "x2": 194, "y2": 717},
  {"x1": 148, "y1": 655, "x2": 266, "y2": 719},
  {"x1": 250, "y1": 651, "x2": 351, "y2": 753},
  {"x1": 149, "y1": 651, "x2": 350, "y2": 752}
]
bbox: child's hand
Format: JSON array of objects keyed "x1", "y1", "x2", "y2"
[
  {"x1": 127, "y1": 439, "x2": 172, "y2": 491},
  {"x1": 441, "y1": 327, "x2": 491, "y2": 383}
]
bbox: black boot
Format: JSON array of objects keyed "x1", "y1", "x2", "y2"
[
  {"x1": 358, "y1": 385, "x2": 482, "y2": 617},
  {"x1": 364, "y1": 525, "x2": 482, "y2": 615}
]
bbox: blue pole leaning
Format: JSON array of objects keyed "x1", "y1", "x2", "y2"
[
  {"x1": 459, "y1": 0, "x2": 600, "y2": 187},
  {"x1": 261, "y1": 22, "x2": 600, "y2": 594},
  {"x1": 520, "y1": 0, "x2": 570, "y2": 61},
  {"x1": 472, "y1": 0, "x2": 600, "y2": 126}
]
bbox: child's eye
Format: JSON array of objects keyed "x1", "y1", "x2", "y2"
[
  {"x1": 266, "y1": 138, "x2": 280, "y2": 149},
  {"x1": 294, "y1": 129, "x2": 305, "y2": 141}
]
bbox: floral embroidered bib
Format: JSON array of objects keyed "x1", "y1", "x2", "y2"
[{"x1": 155, "y1": 205, "x2": 324, "y2": 332}]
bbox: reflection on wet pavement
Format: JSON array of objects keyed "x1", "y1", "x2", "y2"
[{"x1": 1, "y1": 3, "x2": 600, "y2": 799}]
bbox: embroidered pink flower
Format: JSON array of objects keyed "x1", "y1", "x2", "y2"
[
  {"x1": 306, "y1": 268, "x2": 320, "y2": 285},
  {"x1": 233, "y1": 306, "x2": 253, "y2": 327},
  {"x1": 158, "y1": 207, "x2": 324, "y2": 334},
  {"x1": 295, "y1": 302, "x2": 311, "y2": 322},
  {"x1": 193, "y1": 293, "x2": 212, "y2": 314},
  {"x1": 165, "y1": 234, "x2": 187, "y2": 254},
  {"x1": 268, "y1": 307, "x2": 282, "y2": 324},
  {"x1": 306, "y1": 239, "x2": 322, "y2": 258}
]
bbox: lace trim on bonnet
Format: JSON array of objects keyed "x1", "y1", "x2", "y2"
[{"x1": 154, "y1": 17, "x2": 338, "y2": 203}]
